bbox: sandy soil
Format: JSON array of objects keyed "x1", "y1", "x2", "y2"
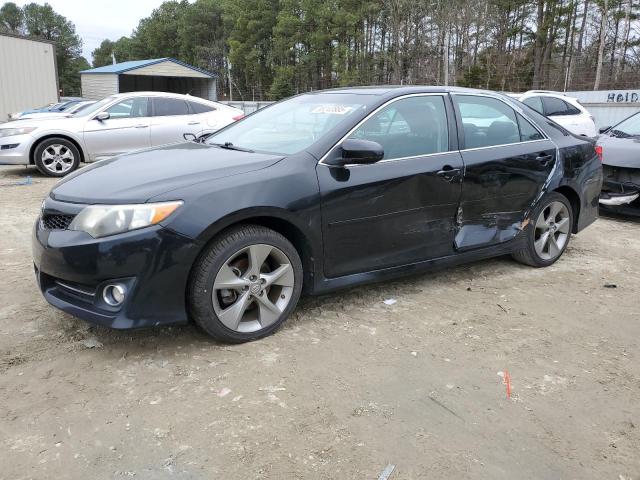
[{"x1": 0, "y1": 164, "x2": 639, "y2": 480}]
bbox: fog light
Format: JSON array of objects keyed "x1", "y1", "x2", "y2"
[{"x1": 103, "y1": 284, "x2": 126, "y2": 306}]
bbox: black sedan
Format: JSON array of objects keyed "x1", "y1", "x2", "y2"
[
  {"x1": 597, "y1": 112, "x2": 640, "y2": 215},
  {"x1": 33, "y1": 87, "x2": 602, "y2": 343}
]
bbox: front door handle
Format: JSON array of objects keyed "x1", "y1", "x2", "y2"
[
  {"x1": 536, "y1": 154, "x2": 554, "y2": 165},
  {"x1": 134, "y1": 124, "x2": 148, "y2": 128},
  {"x1": 436, "y1": 165, "x2": 462, "y2": 180}
]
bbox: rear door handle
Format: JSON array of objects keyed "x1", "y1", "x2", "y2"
[
  {"x1": 436, "y1": 165, "x2": 462, "y2": 180},
  {"x1": 536, "y1": 154, "x2": 554, "y2": 165},
  {"x1": 188, "y1": 121, "x2": 200, "y2": 125},
  {"x1": 134, "y1": 124, "x2": 148, "y2": 128}
]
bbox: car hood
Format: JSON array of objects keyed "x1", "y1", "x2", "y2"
[
  {"x1": 51, "y1": 142, "x2": 284, "y2": 204},
  {"x1": 2, "y1": 115, "x2": 84, "y2": 129},
  {"x1": 20, "y1": 112, "x2": 72, "y2": 120},
  {"x1": 598, "y1": 134, "x2": 640, "y2": 168}
]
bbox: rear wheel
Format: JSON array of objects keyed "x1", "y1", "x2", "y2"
[
  {"x1": 33, "y1": 137, "x2": 80, "y2": 177},
  {"x1": 512, "y1": 192, "x2": 573, "y2": 267},
  {"x1": 188, "y1": 225, "x2": 303, "y2": 343}
]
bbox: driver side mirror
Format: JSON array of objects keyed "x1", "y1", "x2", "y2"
[
  {"x1": 599, "y1": 126, "x2": 611, "y2": 134},
  {"x1": 94, "y1": 111, "x2": 110, "y2": 121},
  {"x1": 183, "y1": 133, "x2": 197, "y2": 142},
  {"x1": 325, "y1": 139, "x2": 384, "y2": 167}
]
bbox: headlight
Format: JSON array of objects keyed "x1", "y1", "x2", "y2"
[
  {"x1": 68, "y1": 201, "x2": 183, "y2": 238},
  {"x1": 0, "y1": 126, "x2": 37, "y2": 137}
]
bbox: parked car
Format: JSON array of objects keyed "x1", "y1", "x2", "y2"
[
  {"x1": 10, "y1": 97, "x2": 85, "y2": 120},
  {"x1": 516, "y1": 90, "x2": 597, "y2": 137},
  {"x1": 597, "y1": 112, "x2": 640, "y2": 215},
  {"x1": 0, "y1": 92, "x2": 243, "y2": 176},
  {"x1": 17, "y1": 101, "x2": 96, "y2": 120},
  {"x1": 33, "y1": 86, "x2": 602, "y2": 343}
]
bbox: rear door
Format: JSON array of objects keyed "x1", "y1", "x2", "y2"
[
  {"x1": 453, "y1": 94, "x2": 557, "y2": 250},
  {"x1": 150, "y1": 97, "x2": 204, "y2": 146},
  {"x1": 83, "y1": 96, "x2": 152, "y2": 161},
  {"x1": 318, "y1": 94, "x2": 464, "y2": 278}
]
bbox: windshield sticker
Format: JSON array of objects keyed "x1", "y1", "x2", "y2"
[{"x1": 310, "y1": 105, "x2": 353, "y2": 115}]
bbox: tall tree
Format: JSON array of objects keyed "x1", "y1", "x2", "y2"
[{"x1": 0, "y1": 1, "x2": 23, "y2": 32}]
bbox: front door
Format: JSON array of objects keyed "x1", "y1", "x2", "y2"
[
  {"x1": 83, "y1": 96, "x2": 151, "y2": 161},
  {"x1": 452, "y1": 94, "x2": 557, "y2": 250},
  {"x1": 318, "y1": 94, "x2": 463, "y2": 278}
]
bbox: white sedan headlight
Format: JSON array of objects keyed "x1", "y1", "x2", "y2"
[
  {"x1": 68, "y1": 201, "x2": 183, "y2": 238},
  {"x1": 0, "y1": 126, "x2": 37, "y2": 137}
]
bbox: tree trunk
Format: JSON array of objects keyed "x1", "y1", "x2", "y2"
[
  {"x1": 614, "y1": 0, "x2": 632, "y2": 84},
  {"x1": 594, "y1": 0, "x2": 608, "y2": 90},
  {"x1": 532, "y1": 0, "x2": 547, "y2": 89}
]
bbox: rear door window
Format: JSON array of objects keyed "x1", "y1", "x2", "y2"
[
  {"x1": 517, "y1": 114, "x2": 544, "y2": 141},
  {"x1": 153, "y1": 98, "x2": 190, "y2": 117},
  {"x1": 188, "y1": 101, "x2": 216, "y2": 114},
  {"x1": 522, "y1": 96, "x2": 544, "y2": 114},
  {"x1": 543, "y1": 97, "x2": 580, "y2": 116},
  {"x1": 348, "y1": 95, "x2": 449, "y2": 159},
  {"x1": 455, "y1": 95, "x2": 520, "y2": 148}
]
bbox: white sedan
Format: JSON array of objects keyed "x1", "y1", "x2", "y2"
[{"x1": 0, "y1": 92, "x2": 244, "y2": 176}]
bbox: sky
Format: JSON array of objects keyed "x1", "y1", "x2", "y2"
[{"x1": 15, "y1": 0, "x2": 170, "y2": 62}]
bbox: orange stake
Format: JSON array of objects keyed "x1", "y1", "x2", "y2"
[{"x1": 504, "y1": 370, "x2": 512, "y2": 399}]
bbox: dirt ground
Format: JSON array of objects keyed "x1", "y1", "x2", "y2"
[{"x1": 0, "y1": 164, "x2": 638, "y2": 480}]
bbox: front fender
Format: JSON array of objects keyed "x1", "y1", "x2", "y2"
[{"x1": 155, "y1": 153, "x2": 323, "y2": 278}]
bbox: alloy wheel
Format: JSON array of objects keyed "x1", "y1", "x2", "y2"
[
  {"x1": 41, "y1": 144, "x2": 75, "y2": 174},
  {"x1": 534, "y1": 201, "x2": 571, "y2": 261},
  {"x1": 212, "y1": 243, "x2": 295, "y2": 333}
]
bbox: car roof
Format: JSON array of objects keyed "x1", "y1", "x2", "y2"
[
  {"x1": 308, "y1": 85, "x2": 504, "y2": 97},
  {"x1": 111, "y1": 91, "x2": 218, "y2": 104}
]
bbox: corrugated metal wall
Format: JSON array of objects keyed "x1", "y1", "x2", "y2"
[
  {"x1": 0, "y1": 34, "x2": 58, "y2": 122},
  {"x1": 81, "y1": 74, "x2": 119, "y2": 100}
]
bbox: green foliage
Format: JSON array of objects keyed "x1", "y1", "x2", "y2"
[
  {"x1": 92, "y1": 39, "x2": 115, "y2": 67},
  {"x1": 269, "y1": 66, "x2": 295, "y2": 99},
  {"x1": 4, "y1": 0, "x2": 633, "y2": 100},
  {"x1": 0, "y1": 2, "x2": 22, "y2": 32}
]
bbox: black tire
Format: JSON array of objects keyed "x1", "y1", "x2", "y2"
[
  {"x1": 512, "y1": 192, "x2": 574, "y2": 267},
  {"x1": 33, "y1": 137, "x2": 80, "y2": 177},
  {"x1": 187, "y1": 224, "x2": 303, "y2": 343}
]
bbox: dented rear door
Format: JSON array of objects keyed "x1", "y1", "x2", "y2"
[{"x1": 452, "y1": 94, "x2": 557, "y2": 250}]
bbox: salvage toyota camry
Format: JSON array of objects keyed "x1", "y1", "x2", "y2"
[{"x1": 33, "y1": 87, "x2": 602, "y2": 343}]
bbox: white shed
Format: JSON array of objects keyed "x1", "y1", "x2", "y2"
[
  {"x1": 80, "y1": 58, "x2": 217, "y2": 101},
  {"x1": 0, "y1": 32, "x2": 58, "y2": 121}
]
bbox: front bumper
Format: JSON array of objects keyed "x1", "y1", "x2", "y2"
[
  {"x1": 0, "y1": 134, "x2": 33, "y2": 165},
  {"x1": 599, "y1": 164, "x2": 640, "y2": 215},
  {"x1": 32, "y1": 201, "x2": 201, "y2": 329}
]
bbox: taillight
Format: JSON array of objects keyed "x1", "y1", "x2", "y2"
[
  {"x1": 594, "y1": 145, "x2": 603, "y2": 162},
  {"x1": 232, "y1": 114, "x2": 244, "y2": 121}
]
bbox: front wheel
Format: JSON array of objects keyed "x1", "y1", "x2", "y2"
[
  {"x1": 33, "y1": 137, "x2": 80, "y2": 177},
  {"x1": 188, "y1": 225, "x2": 303, "y2": 343},
  {"x1": 512, "y1": 192, "x2": 574, "y2": 267}
]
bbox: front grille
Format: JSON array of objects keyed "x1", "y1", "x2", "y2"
[{"x1": 42, "y1": 214, "x2": 75, "y2": 230}]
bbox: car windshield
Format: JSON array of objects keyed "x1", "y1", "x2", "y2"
[
  {"x1": 610, "y1": 113, "x2": 640, "y2": 137},
  {"x1": 72, "y1": 96, "x2": 116, "y2": 117},
  {"x1": 46, "y1": 102, "x2": 65, "y2": 111},
  {"x1": 71, "y1": 102, "x2": 94, "y2": 114},
  {"x1": 206, "y1": 93, "x2": 376, "y2": 154}
]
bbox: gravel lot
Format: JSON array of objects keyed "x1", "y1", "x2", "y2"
[{"x1": 1, "y1": 164, "x2": 639, "y2": 480}]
